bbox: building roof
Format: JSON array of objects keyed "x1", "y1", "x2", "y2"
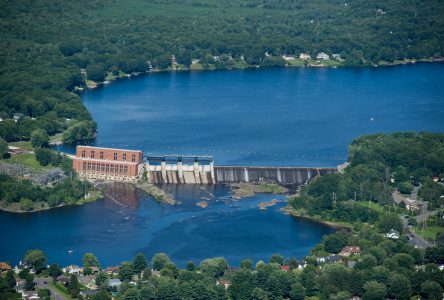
[
  {"x1": 76, "y1": 145, "x2": 142, "y2": 154},
  {"x1": 0, "y1": 262, "x2": 12, "y2": 270},
  {"x1": 280, "y1": 265, "x2": 290, "y2": 271}
]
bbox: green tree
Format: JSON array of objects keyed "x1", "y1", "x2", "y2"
[
  {"x1": 92, "y1": 290, "x2": 112, "y2": 300},
  {"x1": 269, "y1": 254, "x2": 284, "y2": 265},
  {"x1": 152, "y1": 253, "x2": 171, "y2": 271},
  {"x1": 251, "y1": 287, "x2": 268, "y2": 300},
  {"x1": 199, "y1": 257, "x2": 228, "y2": 278},
  {"x1": 24, "y1": 274, "x2": 34, "y2": 291},
  {"x1": 95, "y1": 272, "x2": 108, "y2": 290},
  {"x1": 123, "y1": 287, "x2": 140, "y2": 300},
  {"x1": 377, "y1": 214, "x2": 403, "y2": 233},
  {"x1": 289, "y1": 282, "x2": 305, "y2": 300},
  {"x1": 5, "y1": 270, "x2": 16, "y2": 289},
  {"x1": 186, "y1": 261, "x2": 195, "y2": 271},
  {"x1": 67, "y1": 274, "x2": 80, "y2": 298},
  {"x1": 30, "y1": 129, "x2": 49, "y2": 148},
  {"x1": 240, "y1": 259, "x2": 253, "y2": 270},
  {"x1": 48, "y1": 264, "x2": 62, "y2": 279},
  {"x1": 421, "y1": 280, "x2": 443, "y2": 300},
  {"x1": 24, "y1": 249, "x2": 47, "y2": 273},
  {"x1": 82, "y1": 253, "x2": 100, "y2": 268},
  {"x1": 363, "y1": 280, "x2": 387, "y2": 300},
  {"x1": 35, "y1": 148, "x2": 53, "y2": 166},
  {"x1": 387, "y1": 273, "x2": 412, "y2": 300},
  {"x1": 0, "y1": 137, "x2": 8, "y2": 158},
  {"x1": 118, "y1": 262, "x2": 134, "y2": 281},
  {"x1": 132, "y1": 253, "x2": 148, "y2": 274}
]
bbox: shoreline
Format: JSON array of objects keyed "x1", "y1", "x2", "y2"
[
  {"x1": 0, "y1": 191, "x2": 103, "y2": 214},
  {"x1": 280, "y1": 206, "x2": 351, "y2": 229},
  {"x1": 79, "y1": 58, "x2": 443, "y2": 92}
]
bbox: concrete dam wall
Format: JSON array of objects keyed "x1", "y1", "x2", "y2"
[
  {"x1": 144, "y1": 163, "x2": 337, "y2": 185},
  {"x1": 214, "y1": 166, "x2": 337, "y2": 185}
]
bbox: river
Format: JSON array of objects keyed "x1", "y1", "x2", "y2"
[{"x1": 2, "y1": 63, "x2": 443, "y2": 267}]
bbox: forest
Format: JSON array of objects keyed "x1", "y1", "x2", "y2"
[
  {"x1": 290, "y1": 132, "x2": 444, "y2": 228},
  {"x1": 1, "y1": 0, "x2": 444, "y2": 143}
]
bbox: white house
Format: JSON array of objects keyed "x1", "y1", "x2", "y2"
[
  {"x1": 299, "y1": 53, "x2": 311, "y2": 60},
  {"x1": 316, "y1": 52, "x2": 330, "y2": 60},
  {"x1": 282, "y1": 54, "x2": 295, "y2": 61},
  {"x1": 386, "y1": 229, "x2": 400, "y2": 239},
  {"x1": 64, "y1": 265, "x2": 83, "y2": 275}
]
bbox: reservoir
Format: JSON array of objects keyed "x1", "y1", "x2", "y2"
[{"x1": 2, "y1": 63, "x2": 444, "y2": 267}]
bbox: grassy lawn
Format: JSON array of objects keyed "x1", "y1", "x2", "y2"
[
  {"x1": 356, "y1": 200, "x2": 384, "y2": 212},
  {"x1": 51, "y1": 281, "x2": 71, "y2": 297},
  {"x1": 5, "y1": 153, "x2": 47, "y2": 169},
  {"x1": 414, "y1": 225, "x2": 444, "y2": 240},
  {"x1": 50, "y1": 133, "x2": 63, "y2": 144},
  {"x1": 8, "y1": 141, "x2": 33, "y2": 150},
  {"x1": 190, "y1": 63, "x2": 204, "y2": 70},
  {"x1": 286, "y1": 59, "x2": 305, "y2": 67}
]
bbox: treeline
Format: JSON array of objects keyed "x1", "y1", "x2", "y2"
[
  {"x1": 0, "y1": 174, "x2": 92, "y2": 211},
  {"x1": 2, "y1": 226, "x2": 444, "y2": 300},
  {"x1": 291, "y1": 132, "x2": 444, "y2": 222},
  {"x1": 1, "y1": 0, "x2": 444, "y2": 143}
]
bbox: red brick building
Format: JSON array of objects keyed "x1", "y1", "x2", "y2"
[{"x1": 72, "y1": 146, "x2": 143, "y2": 183}]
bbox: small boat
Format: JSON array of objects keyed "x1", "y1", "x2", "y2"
[{"x1": 68, "y1": 250, "x2": 74, "y2": 255}]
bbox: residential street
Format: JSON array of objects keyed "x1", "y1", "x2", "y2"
[{"x1": 34, "y1": 277, "x2": 69, "y2": 300}]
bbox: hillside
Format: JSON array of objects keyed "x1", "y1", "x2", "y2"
[{"x1": 1, "y1": 0, "x2": 444, "y2": 143}]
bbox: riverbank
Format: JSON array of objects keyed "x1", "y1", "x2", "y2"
[
  {"x1": 280, "y1": 206, "x2": 351, "y2": 229},
  {"x1": 0, "y1": 190, "x2": 102, "y2": 214},
  {"x1": 135, "y1": 182, "x2": 178, "y2": 205},
  {"x1": 80, "y1": 58, "x2": 443, "y2": 91}
]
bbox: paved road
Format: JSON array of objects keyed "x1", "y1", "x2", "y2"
[{"x1": 34, "y1": 277, "x2": 69, "y2": 300}]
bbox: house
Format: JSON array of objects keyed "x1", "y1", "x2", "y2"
[
  {"x1": 109, "y1": 278, "x2": 121, "y2": 289},
  {"x1": 386, "y1": 229, "x2": 400, "y2": 239},
  {"x1": 90, "y1": 266, "x2": 100, "y2": 274},
  {"x1": 57, "y1": 275, "x2": 70, "y2": 285},
  {"x1": 151, "y1": 270, "x2": 161, "y2": 277},
  {"x1": 281, "y1": 55, "x2": 295, "y2": 61},
  {"x1": 316, "y1": 52, "x2": 330, "y2": 60},
  {"x1": 13, "y1": 113, "x2": 24, "y2": 122},
  {"x1": 280, "y1": 265, "x2": 290, "y2": 272},
  {"x1": 15, "y1": 279, "x2": 25, "y2": 294},
  {"x1": 104, "y1": 266, "x2": 119, "y2": 275},
  {"x1": 0, "y1": 262, "x2": 12, "y2": 273},
  {"x1": 332, "y1": 54, "x2": 342, "y2": 60},
  {"x1": 8, "y1": 146, "x2": 23, "y2": 156},
  {"x1": 79, "y1": 275, "x2": 97, "y2": 289},
  {"x1": 22, "y1": 290, "x2": 39, "y2": 300},
  {"x1": 216, "y1": 280, "x2": 231, "y2": 289},
  {"x1": 64, "y1": 265, "x2": 83, "y2": 274},
  {"x1": 191, "y1": 59, "x2": 200, "y2": 64},
  {"x1": 299, "y1": 53, "x2": 311, "y2": 60},
  {"x1": 339, "y1": 246, "x2": 361, "y2": 257},
  {"x1": 15, "y1": 262, "x2": 26, "y2": 274},
  {"x1": 317, "y1": 254, "x2": 341, "y2": 264}
]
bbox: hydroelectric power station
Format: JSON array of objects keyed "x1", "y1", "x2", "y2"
[{"x1": 73, "y1": 146, "x2": 338, "y2": 185}]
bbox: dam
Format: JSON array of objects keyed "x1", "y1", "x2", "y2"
[{"x1": 72, "y1": 146, "x2": 338, "y2": 185}]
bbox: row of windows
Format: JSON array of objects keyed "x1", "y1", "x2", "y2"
[
  {"x1": 80, "y1": 150, "x2": 137, "y2": 162},
  {"x1": 82, "y1": 162, "x2": 129, "y2": 174}
]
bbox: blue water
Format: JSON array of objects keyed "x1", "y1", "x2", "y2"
[
  {"x1": 3, "y1": 63, "x2": 444, "y2": 268},
  {"x1": 60, "y1": 62, "x2": 444, "y2": 167},
  {"x1": 0, "y1": 185, "x2": 333, "y2": 267}
]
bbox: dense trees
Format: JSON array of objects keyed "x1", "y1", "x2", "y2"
[
  {"x1": 24, "y1": 249, "x2": 47, "y2": 273},
  {"x1": 0, "y1": 174, "x2": 92, "y2": 210},
  {"x1": 290, "y1": 132, "x2": 444, "y2": 228},
  {"x1": 1, "y1": 1, "x2": 443, "y2": 143}
]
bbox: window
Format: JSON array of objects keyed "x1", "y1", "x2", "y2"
[
  {"x1": 120, "y1": 165, "x2": 124, "y2": 173},
  {"x1": 110, "y1": 164, "x2": 114, "y2": 173},
  {"x1": 87, "y1": 162, "x2": 91, "y2": 171},
  {"x1": 101, "y1": 163, "x2": 105, "y2": 172},
  {"x1": 124, "y1": 166, "x2": 128, "y2": 174},
  {"x1": 91, "y1": 150, "x2": 95, "y2": 158},
  {"x1": 81, "y1": 150, "x2": 86, "y2": 158},
  {"x1": 114, "y1": 153, "x2": 117, "y2": 160},
  {"x1": 106, "y1": 164, "x2": 109, "y2": 173},
  {"x1": 123, "y1": 153, "x2": 127, "y2": 161},
  {"x1": 100, "y1": 152, "x2": 104, "y2": 159},
  {"x1": 92, "y1": 163, "x2": 96, "y2": 171},
  {"x1": 131, "y1": 154, "x2": 136, "y2": 162},
  {"x1": 83, "y1": 162, "x2": 86, "y2": 170}
]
